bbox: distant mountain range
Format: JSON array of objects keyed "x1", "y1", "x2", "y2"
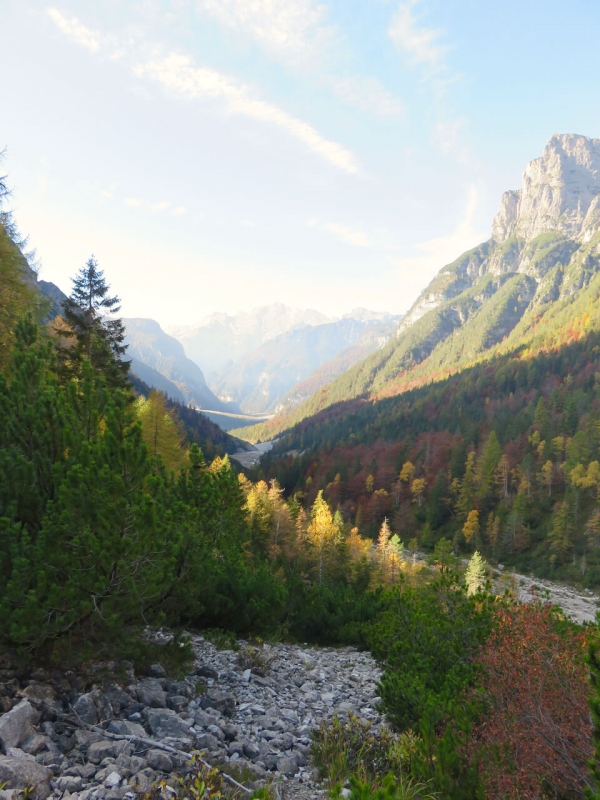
[
  {"x1": 164, "y1": 306, "x2": 400, "y2": 415},
  {"x1": 209, "y1": 314, "x2": 400, "y2": 414},
  {"x1": 166, "y1": 303, "x2": 332, "y2": 377},
  {"x1": 234, "y1": 132, "x2": 600, "y2": 442}
]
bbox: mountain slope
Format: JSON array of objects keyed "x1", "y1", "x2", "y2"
[
  {"x1": 236, "y1": 133, "x2": 600, "y2": 442},
  {"x1": 211, "y1": 314, "x2": 400, "y2": 414},
  {"x1": 123, "y1": 318, "x2": 233, "y2": 412}
]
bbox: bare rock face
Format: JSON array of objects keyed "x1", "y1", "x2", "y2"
[{"x1": 492, "y1": 134, "x2": 600, "y2": 243}]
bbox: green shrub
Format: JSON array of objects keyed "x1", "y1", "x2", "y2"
[
  {"x1": 329, "y1": 773, "x2": 438, "y2": 800},
  {"x1": 311, "y1": 714, "x2": 420, "y2": 786}
]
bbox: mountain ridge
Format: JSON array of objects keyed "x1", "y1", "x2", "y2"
[{"x1": 234, "y1": 133, "x2": 600, "y2": 442}]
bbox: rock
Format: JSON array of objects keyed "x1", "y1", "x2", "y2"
[
  {"x1": 55, "y1": 775, "x2": 83, "y2": 793},
  {"x1": 71, "y1": 691, "x2": 111, "y2": 726},
  {"x1": 137, "y1": 681, "x2": 167, "y2": 709},
  {"x1": 0, "y1": 754, "x2": 53, "y2": 799},
  {"x1": 147, "y1": 665, "x2": 166, "y2": 679},
  {"x1": 166, "y1": 696, "x2": 188, "y2": 713},
  {"x1": 0, "y1": 700, "x2": 39, "y2": 751},
  {"x1": 145, "y1": 750, "x2": 173, "y2": 772},
  {"x1": 20, "y1": 733, "x2": 51, "y2": 756},
  {"x1": 103, "y1": 686, "x2": 134, "y2": 714},
  {"x1": 87, "y1": 739, "x2": 119, "y2": 764},
  {"x1": 221, "y1": 723, "x2": 238, "y2": 742},
  {"x1": 107, "y1": 720, "x2": 146, "y2": 739},
  {"x1": 192, "y1": 710, "x2": 210, "y2": 728},
  {"x1": 227, "y1": 742, "x2": 244, "y2": 758},
  {"x1": 145, "y1": 709, "x2": 191, "y2": 740},
  {"x1": 276, "y1": 756, "x2": 298, "y2": 776},
  {"x1": 199, "y1": 689, "x2": 235, "y2": 717},
  {"x1": 194, "y1": 733, "x2": 219, "y2": 751},
  {"x1": 242, "y1": 741, "x2": 260, "y2": 760},
  {"x1": 104, "y1": 771, "x2": 121, "y2": 788},
  {"x1": 130, "y1": 768, "x2": 156, "y2": 793},
  {"x1": 195, "y1": 665, "x2": 218, "y2": 681},
  {"x1": 113, "y1": 754, "x2": 146, "y2": 778}
]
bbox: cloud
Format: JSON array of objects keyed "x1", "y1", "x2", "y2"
[
  {"x1": 388, "y1": 0, "x2": 447, "y2": 71},
  {"x1": 135, "y1": 54, "x2": 358, "y2": 174},
  {"x1": 195, "y1": 0, "x2": 333, "y2": 70},
  {"x1": 324, "y1": 76, "x2": 403, "y2": 118},
  {"x1": 324, "y1": 222, "x2": 371, "y2": 247},
  {"x1": 173, "y1": 206, "x2": 186, "y2": 215},
  {"x1": 152, "y1": 201, "x2": 171, "y2": 210},
  {"x1": 47, "y1": 8, "x2": 100, "y2": 52},
  {"x1": 101, "y1": 190, "x2": 113, "y2": 199},
  {"x1": 390, "y1": 186, "x2": 485, "y2": 296},
  {"x1": 124, "y1": 197, "x2": 142, "y2": 207},
  {"x1": 432, "y1": 117, "x2": 475, "y2": 166}
]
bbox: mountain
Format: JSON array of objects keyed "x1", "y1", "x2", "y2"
[
  {"x1": 123, "y1": 318, "x2": 232, "y2": 412},
  {"x1": 166, "y1": 303, "x2": 332, "y2": 378},
  {"x1": 210, "y1": 313, "x2": 400, "y2": 414},
  {"x1": 270, "y1": 318, "x2": 399, "y2": 414},
  {"x1": 237, "y1": 133, "x2": 600, "y2": 442}
]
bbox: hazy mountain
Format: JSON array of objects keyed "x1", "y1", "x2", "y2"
[
  {"x1": 276, "y1": 320, "x2": 399, "y2": 413},
  {"x1": 123, "y1": 318, "x2": 232, "y2": 412},
  {"x1": 235, "y1": 133, "x2": 600, "y2": 441},
  {"x1": 166, "y1": 303, "x2": 332, "y2": 377},
  {"x1": 211, "y1": 314, "x2": 400, "y2": 414}
]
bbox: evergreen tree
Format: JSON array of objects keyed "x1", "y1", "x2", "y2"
[
  {"x1": 61, "y1": 256, "x2": 129, "y2": 386},
  {"x1": 136, "y1": 390, "x2": 189, "y2": 472}
]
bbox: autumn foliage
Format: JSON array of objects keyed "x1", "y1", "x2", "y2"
[{"x1": 467, "y1": 603, "x2": 592, "y2": 799}]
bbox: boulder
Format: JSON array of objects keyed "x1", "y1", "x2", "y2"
[
  {"x1": 145, "y1": 709, "x2": 191, "y2": 740},
  {"x1": 107, "y1": 720, "x2": 146, "y2": 739},
  {"x1": 0, "y1": 700, "x2": 39, "y2": 751},
  {"x1": 199, "y1": 689, "x2": 235, "y2": 717},
  {"x1": 276, "y1": 756, "x2": 298, "y2": 776},
  {"x1": 137, "y1": 681, "x2": 167, "y2": 709},
  {"x1": 0, "y1": 754, "x2": 53, "y2": 799},
  {"x1": 145, "y1": 749, "x2": 173, "y2": 773}
]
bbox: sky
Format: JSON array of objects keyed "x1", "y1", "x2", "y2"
[{"x1": 2, "y1": 0, "x2": 600, "y2": 326}]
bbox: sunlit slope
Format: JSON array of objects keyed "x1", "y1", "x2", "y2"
[{"x1": 233, "y1": 135, "x2": 600, "y2": 444}]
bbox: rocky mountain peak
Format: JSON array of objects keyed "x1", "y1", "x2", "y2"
[{"x1": 492, "y1": 133, "x2": 600, "y2": 243}]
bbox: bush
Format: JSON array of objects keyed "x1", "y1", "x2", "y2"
[
  {"x1": 237, "y1": 644, "x2": 275, "y2": 676},
  {"x1": 329, "y1": 773, "x2": 438, "y2": 800},
  {"x1": 311, "y1": 714, "x2": 420, "y2": 786},
  {"x1": 367, "y1": 573, "x2": 495, "y2": 731}
]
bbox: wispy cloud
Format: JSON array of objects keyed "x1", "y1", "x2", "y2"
[
  {"x1": 320, "y1": 221, "x2": 371, "y2": 247},
  {"x1": 124, "y1": 197, "x2": 142, "y2": 207},
  {"x1": 152, "y1": 201, "x2": 171, "y2": 210},
  {"x1": 173, "y1": 206, "x2": 186, "y2": 215},
  {"x1": 196, "y1": 0, "x2": 333, "y2": 70},
  {"x1": 390, "y1": 186, "x2": 485, "y2": 295},
  {"x1": 388, "y1": 0, "x2": 447, "y2": 71},
  {"x1": 196, "y1": 0, "x2": 403, "y2": 119},
  {"x1": 135, "y1": 54, "x2": 358, "y2": 174},
  {"x1": 47, "y1": 8, "x2": 99, "y2": 52},
  {"x1": 325, "y1": 76, "x2": 403, "y2": 118}
]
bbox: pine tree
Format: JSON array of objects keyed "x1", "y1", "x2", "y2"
[
  {"x1": 61, "y1": 255, "x2": 129, "y2": 385},
  {"x1": 465, "y1": 551, "x2": 487, "y2": 595},
  {"x1": 462, "y1": 509, "x2": 480, "y2": 545},
  {"x1": 306, "y1": 491, "x2": 341, "y2": 586}
]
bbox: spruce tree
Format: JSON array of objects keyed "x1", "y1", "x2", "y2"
[{"x1": 61, "y1": 255, "x2": 129, "y2": 386}]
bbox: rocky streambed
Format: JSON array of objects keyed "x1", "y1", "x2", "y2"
[{"x1": 0, "y1": 635, "x2": 382, "y2": 799}]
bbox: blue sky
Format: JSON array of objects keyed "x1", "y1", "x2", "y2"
[{"x1": 2, "y1": 0, "x2": 600, "y2": 325}]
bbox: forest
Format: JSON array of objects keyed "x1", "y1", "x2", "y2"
[{"x1": 2, "y1": 178, "x2": 600, "y2": 799}]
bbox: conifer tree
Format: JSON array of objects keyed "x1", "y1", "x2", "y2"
[
  {"x1": 465, "y1": 551, "x2": 487, "y2": 595},
  {"x1": 136, "y1": 390, "x2": 189, "y2": 472},
  {"x1": 61, "y1": 255, "x2": 129, "y2": 386}
]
